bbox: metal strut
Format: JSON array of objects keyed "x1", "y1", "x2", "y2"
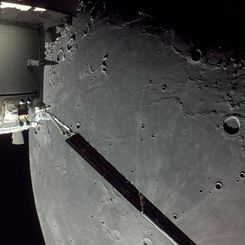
[
  {"x1": 49, "y1": 114, "x2": 196, "y2": 245},
  {"x1": 46, "y1": 112, "x2": 75, "y2": 138}
]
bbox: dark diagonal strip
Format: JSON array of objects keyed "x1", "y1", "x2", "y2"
[{"x1": 66, "y1": 133, "x2": 196, "y2": 245}]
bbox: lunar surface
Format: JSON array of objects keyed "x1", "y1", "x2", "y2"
[{"x1": 29, "y1": 3, "x2": 245, "y2": 245}]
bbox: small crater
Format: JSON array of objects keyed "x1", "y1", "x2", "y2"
[
  {"x1": 223, "y1": 116, "x2": 241, "y2": 135},
  {"x1": 148, "y1": 80, "x2": 152, "y2": 85},
  {"x1": 215, "y1": 181, "x2": 223, "y2": 190},
  {"x1": 143, "y1": 238, "x2": 152, "y2": 245},
  {"x1": 239, "y1": 171, "x2": 245, "y2": 179},
  {"x1": 141, "y1": 123, "x2": 145, "y2": 129},
  {"x1": 101, "y1": 54, "x2": 109, "y2": 70},
  {"x1": 191, "y1": 48, "x2": 202, "y2": 62},
  {"x1": 76, "y1": 122, "x2": 81, "y2": 129},
  {"x1": 199, "y1": 187, "x2": 204, "y2": 193},
  {"x1": 19, "y1": 98, "x2": 25, "y2": 105},
  {"x1": 161, "y1": 84, "x2": 167, "y2": 91},
  {"x1": 26, "y1": 98, "x2": 32, "y2": 105},
  {"x1": 173, "y1": 214, "x2": 178, "y2": 220},
  {"x1": 101, "y1": 56, "x2": 108, "y2": 73},
  {"x1": 151, "y1": 133, "x2": 155, "y2": 138}
]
